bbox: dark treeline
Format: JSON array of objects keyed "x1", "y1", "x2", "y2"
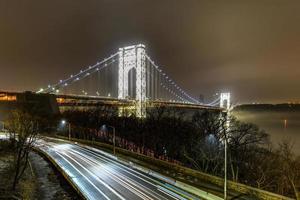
[{"x1": 59, "y1": 106, "x2": 299, "y2": 199}]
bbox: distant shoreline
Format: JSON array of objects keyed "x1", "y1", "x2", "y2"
[{"x1": 233, "y1": 103, "x2": 300, "y2": 112}]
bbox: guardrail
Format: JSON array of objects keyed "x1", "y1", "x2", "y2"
[{"x1": 55, "y1": 136, "x2": 295, "y2": 200}]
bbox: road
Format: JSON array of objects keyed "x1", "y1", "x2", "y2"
[{"x1": 37, "y1": 139, "x2": 201, "y2": 200}]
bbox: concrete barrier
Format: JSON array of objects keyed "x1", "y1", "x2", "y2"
[{"x1": 32, "y1": 147, "x2": 87, "y2": 200}]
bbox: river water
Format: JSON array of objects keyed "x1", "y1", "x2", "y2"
[{"x1": 233, "y1": 110, "x2": 300, "y2": 155}]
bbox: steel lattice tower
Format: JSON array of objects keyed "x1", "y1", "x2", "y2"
[{"x1": 118, "y1": 44, "x2": 146, "y2": 118}]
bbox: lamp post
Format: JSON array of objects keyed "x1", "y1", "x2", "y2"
[
  {"x1": 223, "y1": 110, "x2": 230, "y2": 200},
  {"x1": 219, "y1": 112, "x2": 229, "y2": 200},
  {"x1": 68, "y1": 122, "x2": 71, "y2": 141},
  {"x1": 101, "y1": 125, "x2": 115, "y2": 155},
  {"x1": 1, "y1": 121, "x2": 4, "y2": 132},
  {"x1": 224, "y1": 135, "x2": 228, "y2": 200},
  {"x1": 62, "y1": 120, "x2": 71, "y2": 141}
]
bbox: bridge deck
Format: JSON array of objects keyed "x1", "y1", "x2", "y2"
[
  {"x1": 57, "y1": 94, "x2": 223, "y2": 111},
  {"x1": 0, "y1": 91, "x2": 223, "y2": 111}
]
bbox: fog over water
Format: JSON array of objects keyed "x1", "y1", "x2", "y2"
[{"x1": 233, "y1": 110, "x2": 300, "y2": 155}]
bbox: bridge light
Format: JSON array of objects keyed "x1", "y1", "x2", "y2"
[
  {"x1": 48, "y1": 85, "x2": 51, "y2": 88},
  {"x1": 56, "y1": 89, "x2": 59, "y2": 93},
  {"x1": 64, "y1": 83, "x2": 68, "y2": 86},
  {"x1": 70, "y1": 75, "x2": 73, "y2": 77},
  {"x1": 60, "y1": 80, "x2": 62, "y2": 83},
  {"x1": 96, "y1": 68, "x2": 99, "y2": 71},
  {"x1": 76, "y1": 77, "x2": 79, "y2": 81}
]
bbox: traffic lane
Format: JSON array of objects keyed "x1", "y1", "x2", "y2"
[
  {"x1": 67, "y1": 147, "x2": 178, "y2": 200},
  {"x1": 65, "y1": 150, "x2": 170, "y2": 200},
  {"x1": 40, "y1": 140, "x2": 200, "y2": 200},
  {"x1": 73, "y1": 146, "x2": 178, "y2": 195},
  {"x1": 43, "y1": 142, "x2": 185, "y2": 200},
  {"x1": 45, "y1": 147, "x2": 122, "y2": 200},
  {"x1": 56, "y1": 150, "x2": 132, "y2": 200},
  {"x1": 71, "y1": 144, "x2": 200, "y2": 200}
]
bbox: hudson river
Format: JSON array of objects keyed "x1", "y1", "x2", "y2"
[{"x1": 233, "y1": 107, "x2": 300, "y2": 155}]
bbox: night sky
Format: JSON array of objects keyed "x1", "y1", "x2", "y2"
[{"x1": 1, "y1": 0, "x2": 300, "y2": 104}]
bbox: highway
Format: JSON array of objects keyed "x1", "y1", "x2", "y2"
[{"x1": 37, "y1": 139, "x2": 201, "y2": 200}]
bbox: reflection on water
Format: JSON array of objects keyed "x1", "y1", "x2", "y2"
[{"x1": 233, "y1": 110, "x2": 300, "y2": 155}]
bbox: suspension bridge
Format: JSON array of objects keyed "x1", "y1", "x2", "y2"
[{"x1": 37, "y1": 44, "x2": 230, "y2": 117}]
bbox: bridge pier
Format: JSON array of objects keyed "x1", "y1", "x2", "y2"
[{"x1": 118, "y1": 44, "x2": 147, "y2": 118}]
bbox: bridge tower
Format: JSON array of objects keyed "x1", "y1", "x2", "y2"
[
  {"x1": 118, "y1": 44, "x2": 146, "y2": 118},
  {"x1": 220, "y1": 93, "x2": 231, "y2": 110}
]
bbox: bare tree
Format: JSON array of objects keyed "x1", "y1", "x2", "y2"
[
  {"x1": 6, "y1": 110, "x2": 39, "y2": 190},
  {"x1": 246, "y1": 147, "x2": 280, "y2": 190},
  {"x1": 185, "y1": 111, "x2": 227, "y2": 175},
  {"x1": 276, "y1": 141, "x2": 300, "y2": 200},
  {"x1": 227, "y1": 117, "x2": 269, "y2": 182}
]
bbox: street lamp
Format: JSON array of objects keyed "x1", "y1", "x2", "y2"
[
  {"x1": 61, "y1": 120, "x2": 71, "y2": 141},
  {"x1": 0, "y1": 121, "x2": 4, "y2": 132},
  {"x1": 224, "y1": 135, "x2": 228, "y2": 200},
  {"x1": 101, "y1": 124, "x2": 116, "y2": 155},
  {"x1": 223, "y1": 111, "x2": 230, "y2": 200}
]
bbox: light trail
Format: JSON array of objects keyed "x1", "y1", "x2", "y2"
[
  {"x1": 67, "y1": 150, "x2": 155, "y2": 200},
  {"x1": 55, "y1": 151, "x2": 112, "y2": 200},
  {"x1": 37, "y1": 139, "x2": 201, "y2": 200}
]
